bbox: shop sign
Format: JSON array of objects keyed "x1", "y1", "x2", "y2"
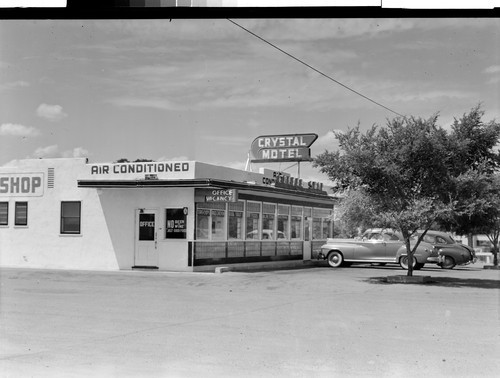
[
  {"x1": 250, "y1": 134, "x2": 318, "y2": 163},
  {"x1": 200, "y1": 189, "x2": 238, "y2": 202},
  {"x1": 0, "y1": 173, "x2": 44, "y2": 197},
  {"x1": 165, "y1": 208, "x2": 188, "y2": 239}
]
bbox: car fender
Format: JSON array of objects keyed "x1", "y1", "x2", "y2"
[{"x1": 320, "y1": 241, "x2": 358, "y2": 260}]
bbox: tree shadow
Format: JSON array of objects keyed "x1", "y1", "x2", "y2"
[{"x1": 367, "y1": 276, "x2": 500, "y2": 289}]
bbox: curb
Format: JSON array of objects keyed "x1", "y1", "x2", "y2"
[{"x1": 386, "y1": 275, "x2": 432, "y2": 283}]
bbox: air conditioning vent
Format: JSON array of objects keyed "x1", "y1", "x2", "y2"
[{"x1": 47, "y1": 168, "x2": 55, "y2": 188}]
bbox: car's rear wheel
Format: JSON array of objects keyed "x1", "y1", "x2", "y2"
[
  {"x1": 399, "y1": 255, "x2": 417, "y2": 270},
  {"x1": 440, "y1": 256, "x2": 456, "y2": 269},
  {"x1": 327, "y1": 251, "x2": 344, "y2": 268}
]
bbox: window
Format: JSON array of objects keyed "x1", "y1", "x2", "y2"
[
  {"x1": 60, "y1": 201, "x2": 81, "y2": 234},
  {"x1": 277, "y1": 204, "x2": 290, "y2": 239},
  {"x1": 262, "y1": 203, "x2": 276, "y2": 240},
  {"x1": 15, "y1": 202, "x2": 28, "y2": 226},
  {"x1": 245, "y1": 201, "x2": 261, "y2": 239},
  {"x1": 0, "y1": 202, "x2": 8, "y2": 225},
  {"x1": 291, "y1": 206, "x2": 303, "y2": 239},
  {"x1": 195, "y1": 202, "x2": 226, "y2": 240},
  {"x1": 228, "y1": 201, "x2": 244, "y2": 239}
]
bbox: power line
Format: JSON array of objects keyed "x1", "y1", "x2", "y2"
[{"x1": 227, "y1": 19, "x2": 406, "y2": 119}]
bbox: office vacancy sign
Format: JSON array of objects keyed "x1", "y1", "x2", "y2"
[{"x1": 250, "y1": 134, "x2": 318, "y2": 163}]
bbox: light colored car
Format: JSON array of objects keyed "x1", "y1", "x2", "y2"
[
  {"x1": 317, "y1": 228, "x2": 434, "y2": 270},
  {"x1": 247, "y1": 229, "x2": 286, "y2": 240},
  {"x1": 416, "y1": 230, "x2": 476, "y2": 269}
]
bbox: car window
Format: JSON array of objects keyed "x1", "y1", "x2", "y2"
[
  {"x1": 384, "y1": 233, "x2": 400, "y2": 241},
  {"x1": 436, "y1": 236, "x2": 448, "y2": 244},
  {"x1": 423, "y1": 235, "x2": 437, "y2": 243},
  {"x1": 369, "y1": 233, "x2": 384, "y2": 240}
]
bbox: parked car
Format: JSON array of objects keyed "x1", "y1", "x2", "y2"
[
  {"x1": 318, "y1": 228, "x2": 434, "y2": 270},
  {"x1": 415, "y1": 230, "x2": 476, "y2": 269},
  {"x1": 247, "y1": 229, "x2": 286, "y2": 240}
]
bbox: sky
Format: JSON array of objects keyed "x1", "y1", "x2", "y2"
[{"x1": 1, "y1": 17, "x2": 499, "y2": 184}]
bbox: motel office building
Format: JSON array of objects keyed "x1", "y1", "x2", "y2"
[{"x1": 0, "y1": 158, "x2": 335, "y2": 272}]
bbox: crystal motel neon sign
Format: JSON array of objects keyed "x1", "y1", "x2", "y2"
[{"x1": 250, "y1": 133, "x2": 318, "y2": 163}]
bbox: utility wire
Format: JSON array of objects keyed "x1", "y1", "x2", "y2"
[{"x1": 227, "y1": 19, "x2": 406, "y2": 119}]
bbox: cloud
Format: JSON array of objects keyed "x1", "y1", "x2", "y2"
[
  {"x1": 484, "y1": 65, "x2": 500, "y2": 74},
  {"x1": 0, "y1": 123, "x2": 40, "y2": 137},
  {"x1": 33, "y1": 145, "x2": 60, "y2": 158},
  {"x1": 31, "y1": 145, "x2": 90, "y2": 159},
  {"x1": 36, "y1": 104, "x2": 68, "y2": 122},
  {"x1": 0, "y1": 81, "x2": 30, "y2": 91},
  {"x1": 62, "y1": 147, "x2": 90, "y2": 158}
]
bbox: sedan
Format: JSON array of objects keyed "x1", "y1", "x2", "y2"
[
  {"x1": 416, "y1": 230, "x2": 476, "y2": 269},
  {"x1": 318, "y1": 228, "x2": 434, "y2": 270}
]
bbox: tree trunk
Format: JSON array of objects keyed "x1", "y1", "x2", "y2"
[{"x1": 405, "y1": 238, "x2": 414, "y2": 277}]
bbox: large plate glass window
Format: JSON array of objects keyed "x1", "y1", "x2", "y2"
[
  {"x1": 291, "y1": 206, "x2": 303, "y2": 239},
  {"x1": 277, "y1": 204, "x2": 290, "y2": 239},
  {"x1": 60, "y1": 201, "x2": 81, "y2": 234},
  {"x1": 228, "y1": 201, "x2": 244, "y2": 239},
  {"x1": 195, "y1": 202, "x2": 226, "y2": 240},
  {"x1": 245, "y1": 201, "x2": 261, "y2": 240},
  {"x1": 262, "y1": 203, "x2": 276, "y2": 240},
  {"x1": 15, "y1": 202, "x2": 28, "y2": 226}
]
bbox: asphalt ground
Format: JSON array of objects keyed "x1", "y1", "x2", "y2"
[{"x1": 1, "y1": 262, "x2": 499, "y2": 378}]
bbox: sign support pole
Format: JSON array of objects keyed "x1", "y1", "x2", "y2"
[{"x1": 297, "y1": 161, "x2": 300, "y2": 178}]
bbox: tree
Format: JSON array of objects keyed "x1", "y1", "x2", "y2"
[
  {"x1": 315, "y1": 106, "x2": 500, "y2": 275},
  {"x1": 452, "y1": 172, "x2": 500, "y2": 266},
  {"x1": 113, "y1": 158, "x2": 154, "y2": 163},
  {"x1": 315, "y1": 115, "x2": 458, "y2": 276}
]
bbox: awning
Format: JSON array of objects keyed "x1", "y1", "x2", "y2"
[{"x1": 77, "y1": 178, "x2": 336, "y2": 202}]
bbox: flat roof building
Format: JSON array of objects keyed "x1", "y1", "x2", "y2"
[{"x1": 0, "y1": 158, "x2": 335, "y2": 272}]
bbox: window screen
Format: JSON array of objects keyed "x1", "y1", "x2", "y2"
[{"x1": 15, "y1": 202, "x2": 28, "y2": 226}]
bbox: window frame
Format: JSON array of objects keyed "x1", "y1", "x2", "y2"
[
  {"x1": 60, "y1": 201, "x2": 81, "y2": 235},
  {"x1": 14, "y1": 201, "x2": 28, "y2": 226},
  {"x1": 0, "y1": 202, "x2": 8, "y2": 226}
]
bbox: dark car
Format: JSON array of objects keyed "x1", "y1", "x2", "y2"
[{"x1": 416, "y1": 230, "x2": 476, "y2": 269}]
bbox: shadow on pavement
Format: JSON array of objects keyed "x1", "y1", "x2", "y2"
[{"x1": 367, "y1": 276, "x2": 500, "y2": 289}]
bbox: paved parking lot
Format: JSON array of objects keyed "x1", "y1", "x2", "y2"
[{"x1": 1, "y1": 262, "x2": 499, "y2": 378}]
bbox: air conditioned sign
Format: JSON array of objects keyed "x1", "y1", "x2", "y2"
[
  {"x1": 250, "y1": 134, "x2": 318, "y2": 163},
  {"x1": 0, "y1": 173, "x2": 44, "y2": 197}
]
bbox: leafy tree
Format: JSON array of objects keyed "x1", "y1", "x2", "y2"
[
  {"x1": 315, "y1": 106, "x2": 500, "y2": 275},
  {"x1": 452, "y1": 171, "x2": 500, "y2": 266}
]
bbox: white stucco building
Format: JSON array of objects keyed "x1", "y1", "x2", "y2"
[{"x1": 0, "y1": 158, "x2": 335, "y2": 272}]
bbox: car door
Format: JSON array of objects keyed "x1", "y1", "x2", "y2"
[{"x1": 355, "y1": 232, "x2": 388, "y2": 261}]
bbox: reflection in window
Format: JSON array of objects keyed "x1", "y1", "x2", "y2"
[
  {"x1": 211, "y1": 209, "x2": 225, "y2": 240},
  {"x1": 291, "y1": 206, "x2": 303, "y2": 239},
  {"x1": 262, "y1": 203, "x2": 276, "y2": 240},
  {"x1": 277, "y1": 204, "x2": 290, "y2": 239},
  {"x1": 246, "y1": 201, "x2": 260, "y2": 239},
  {"x1": 228, "y1": 201, "x2": 244, "y2": 239}
]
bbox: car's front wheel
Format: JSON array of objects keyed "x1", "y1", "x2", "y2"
[
  {"x1": 399, "y1": 255, "x2": 417, "y2": 270},
  {"x1": 440, "y1": 256, "x2": 456, "y2": 269},
  {"x1": 327, "y1": 251, "x2": 344, "y2": 268}
]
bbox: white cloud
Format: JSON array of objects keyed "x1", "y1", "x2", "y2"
[
  {"x1": 36, "y1": 103, "x2": 68, "y2": 121},
  {"x1": 484, "y1": 65, "x2": 500, "y2": 74},
  {"x1": 0, "y1": 80, "x2": 30, "y2": 91},
  {"x1": 33, "y1": 145, "x2": 60, "y2": 158},
  {"x1": 0, "y1": 123, "x2": 40, "y2": 137},
  {"x1": 62, "y1": 147, "x2": 90, "y2": 158}
]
